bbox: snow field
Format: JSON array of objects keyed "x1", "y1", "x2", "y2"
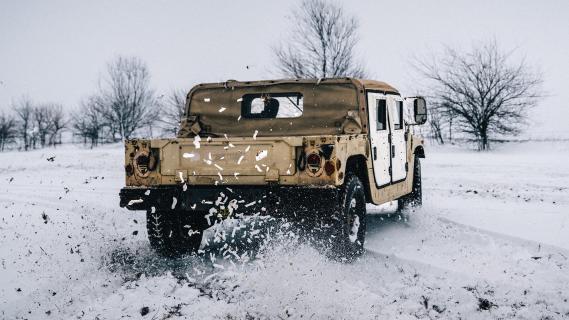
[{"x1": 0, "y1": 141, "x2": 568, "y2": 319}]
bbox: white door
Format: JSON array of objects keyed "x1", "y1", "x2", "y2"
[
  {"x1": 367, "y1": 92, "x2": 391, "y2": 187},
  {"x1": 388, "y1": 96, "x2": 407, "y2": 182}
]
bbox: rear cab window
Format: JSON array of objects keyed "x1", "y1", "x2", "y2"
[{"x1": 241, "y1": 93, "x2": 303, "y2": 119}]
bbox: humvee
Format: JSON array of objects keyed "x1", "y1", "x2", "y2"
[{"x1": 119, "y1": 78, "x2": 427, "y2": 259}]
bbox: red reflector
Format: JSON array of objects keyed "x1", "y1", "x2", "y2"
[{"x1": 324, "y1": 160, "x2": 335, "y2": 176}]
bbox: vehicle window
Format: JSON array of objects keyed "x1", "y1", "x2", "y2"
[
  {"x1": 242, "y1": 93, "x2": 303, "y2": 119},
  {"x1": 377, "y1": 99, "x2": 387, "y2": 130},
  {"x1": 393, "y1": 101, "x2": 403, "y2": 130}
]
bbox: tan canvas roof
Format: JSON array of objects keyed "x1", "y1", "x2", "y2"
[
  {"x1": 356, "y1": 79, "x2": 399, "y2": 93},
  {"x1": 187, "y1": 78, "x2": 399, "y2": 94},
  {"x1": 178, "y1": 78, "x2": 399, "y2": 138}
]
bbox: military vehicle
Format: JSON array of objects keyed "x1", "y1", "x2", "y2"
[{"x1": 119, "y1": 78, "x2": 427, "y2": 259}]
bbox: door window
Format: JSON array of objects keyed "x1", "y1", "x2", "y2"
[
  {"x1": 377, "y1": 99, "x2": 387, "y2": 130},
  {"x1": 393, "y1": 101, "x2": 403, "y2": 130}
]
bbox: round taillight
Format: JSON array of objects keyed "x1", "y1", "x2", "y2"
[
  {"x1": 306, "y1": 152, "x2": 323, "y2": 175},
  {"x1": 133, "y1": 150, "x2": 158, "y2": 178},
  {"x1": 306, "y1": 153, "x2": 321, "y2": 166},
  {"x1": 136, "y1": 154, "x2": 149, "y2": 167},
  {"x1": 134, "y1": 152, "x2": 151, "y2": 177}
]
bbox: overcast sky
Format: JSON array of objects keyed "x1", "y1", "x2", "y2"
[{"x1": 1, "y1": 0, "x2": 568, "y2": 135}]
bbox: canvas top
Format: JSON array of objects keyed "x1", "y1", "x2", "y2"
[{"x1": 178, "y1": 78, "x2": 399, "y2": 138}]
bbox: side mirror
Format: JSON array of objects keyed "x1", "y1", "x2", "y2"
[
  {"x1": 413, "y1": 97, "x2": 427, "y2": 125},
  {"x1": 404, "y1": 97, "x2": 428, "y2": 125}
]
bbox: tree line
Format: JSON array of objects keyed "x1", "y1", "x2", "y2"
[
  {"x1": 1, "y1": 0, "x2": 542, "y2": 152},
  {"x1": 0, "y1": 56, "x2": 186, "y2": 151},
  {"x1": 0, "y1": 100, "x2": 65, "y2": 151}
]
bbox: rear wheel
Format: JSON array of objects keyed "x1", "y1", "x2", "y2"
[
  {"x1": 327, "y1": 175, "x2": 367, "y2": 261},
  {"x1": 398, "y1": 157, "x2": 422, "y2": 210},
  {"x1": 146, "y1": 210, "x2": 206, "y2": 257}
]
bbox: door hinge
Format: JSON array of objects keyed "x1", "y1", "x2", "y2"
[
  {"x1": 388, "y1": 166, "x2": 392, "y2": 175},
  {"x1": 405, "y1": 162, "x2": 408, "y2": 172}
]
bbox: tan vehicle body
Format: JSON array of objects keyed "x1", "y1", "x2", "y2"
[{"x1": 122, "y1": 78, "x2": 425, "y2": 208}]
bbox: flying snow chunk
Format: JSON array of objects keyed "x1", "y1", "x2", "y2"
[
  {"x1": 218, "y1": 107, "x2": 226, "y2": 113},
  {"x1": 193, "y1": 135, "x2": 201, "y2": 149},
  {"x1": 255, "y1": 149, "x2": 268, "y2": 161},
  {"x1": 171, "y1": 197, "x2": 178, "y2": 209},
  {"x1": 128, "y1": 199, "x2": 143, "y2": 206},
  {"x1": 204, "y1": 98, "x2": 211, "y2": 102},
  {"x1": 236, "y1": 98, "x2": 243, "y2": 102},
  {"x1": 237, "y1": 155, "x2": 244, "y2": 165},
  {"x1": 253, "y1": 130, "x2": 259, "y2": 140},
  {"x1": 205, "y1": 208, "x2": 217, "y2": 225},
  {"x1": 182, "y1": 153, "x2": 195, "y2": 158}
]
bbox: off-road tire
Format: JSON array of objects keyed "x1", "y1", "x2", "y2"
[
  {"x1": 146, "y1": 210, "x2": 205, "y2": 257},
  {"x1": 398, "y1": 157, "x2": 422, "y2": 210},
  {"x1": 328, "y1": 175, "x2": 367, "y2": 261}
]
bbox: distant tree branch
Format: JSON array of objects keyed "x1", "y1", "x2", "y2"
[{"x1": 273, "y1": 0, "x2": 367, "y2": 79}]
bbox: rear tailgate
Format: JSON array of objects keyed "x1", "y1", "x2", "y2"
[{"x1": 159, "y1": 137, "x2": 301, "y2": 182}]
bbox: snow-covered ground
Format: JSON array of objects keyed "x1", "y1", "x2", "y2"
[{"x1": 1, "y1": 141, "x2": 568, "y2": 319}]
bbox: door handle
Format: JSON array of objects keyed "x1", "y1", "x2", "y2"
[
  {"x1": 373, "y1": 146, "x2": 377, "y2": 160},
  {"x1": 391, "y1": 145, "x2": 395, "y2": 158}
]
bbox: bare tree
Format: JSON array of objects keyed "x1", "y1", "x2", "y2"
[
  {"x1": 427, "y1": 105, "x2": 445, "y2": 145},
  {"x1": 72, "y1": 97, "x2": 107, "y2": 147},
  {"x1": 0, "y1": 112, "x2": 17, "y2": 151},
  {"x1": 274, "y1": 0, "x2": 366, "y2": 79},
  {"x1": 13, "y1": 96, "x2": 34, "y2": 151},
  {"x1": 416, "y1": 41, "x2": 542, "y2": 150},
  {"x1": 95, "y1": 56, "x2": 156, "y2": 140},
  {"x1": 425, "y1": 102, "x2": 458, "y2": 145},
  {"x1": 32, "y1": 104, "x2": 57, "y2": 148},
  {"x1": 47, "y1": 104, "x2": 66, "y2": 146},
  {"x1": 157, "y1": 89, "x2": 187, "y2": 136}
]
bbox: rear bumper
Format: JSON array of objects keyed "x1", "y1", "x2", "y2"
[{"x1": 119, "y1": 185, "x2": 339, "y2": 216}]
